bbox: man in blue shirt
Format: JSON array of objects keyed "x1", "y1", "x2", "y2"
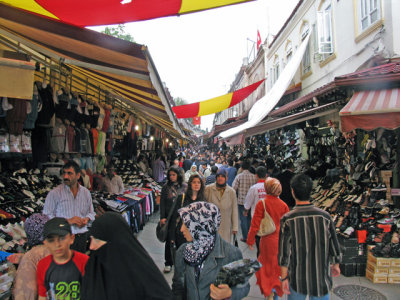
[{"x1": 43, "y1": 160, "x2": 95, "y2": 252}]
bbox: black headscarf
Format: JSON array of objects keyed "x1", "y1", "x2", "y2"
[{"x1": 81, "y1": 212, "x2": 173, "y2": 300}]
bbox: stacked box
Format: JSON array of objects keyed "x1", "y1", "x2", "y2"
[
  {"x1": 366, "y1": 251, "x2": 392, "y2": 283},
  {"x1": 388, "y1": 259, "x2": 400, "y2": 284},
  {"x1": 338, "y1": 236, "x2": 366, "y2": 276}
]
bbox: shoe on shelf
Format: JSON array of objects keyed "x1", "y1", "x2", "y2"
[{"x1": 163, "y1": 266, "x2": 172, "y2": 273}]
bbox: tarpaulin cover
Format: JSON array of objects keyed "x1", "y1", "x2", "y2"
[
  {"x1": 0, "y1": 3, "x2": 184, "y2": 137},
  {"x1": 172, "y1": 79, "x2": 265, "y2": 118},
  {"x1": 0, "y1": 0, "x2": 253, "y2": 27}
]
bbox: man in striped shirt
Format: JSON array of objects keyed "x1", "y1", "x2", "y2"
[
  {"x1": 232, "y1": 159, "x2": 256, "y2": 242},
  {"x1": 43, "y1": 160, "x2": 95, "y2": 253},
  {"x1": 278, "y1": 174, "x2": 341, "y2": 300}
]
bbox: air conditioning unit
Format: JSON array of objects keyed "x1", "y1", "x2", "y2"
[{"x1": 313, "y1": 53, "x2": 324, "y2": 62}]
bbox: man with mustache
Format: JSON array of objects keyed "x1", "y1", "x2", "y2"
[{"x1": 43, "y1": 160, "x2": 95, "y2": 253}]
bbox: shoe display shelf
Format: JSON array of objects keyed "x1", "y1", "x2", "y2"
[{"x1": 310, "y1": 173, "x2": 400, "y2": 278}]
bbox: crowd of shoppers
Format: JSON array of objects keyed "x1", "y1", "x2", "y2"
[
  {"x1": 7, "y1": 148, "x2": 342, "y2": 300},
  {"x1": 157, "y1": 148, "x2": 342, "y2": 300}
]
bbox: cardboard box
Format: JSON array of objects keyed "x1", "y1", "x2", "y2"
[
  {"x1": 368, "y1": 252, "x2": 391, "y2": 267},
  {"x1": 367, "y1": 262, "x2": 389, "y2": 274},
  {"x1": 390, "y1": 258, "x2": 400, "y2": 267},
  {"x1": 389, "y1": 267, "x2": 400, "y2": 275},
  {"x1": 366, "y1": 269, "x2": 387, "y2": 283},
  {"x1": 388, "y1": 273, "x2": 400, "y2": 284}
]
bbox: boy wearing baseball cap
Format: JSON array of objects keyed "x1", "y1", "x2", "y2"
[{"x1": 37, "y1": 218, "x2": 89, "y2": 300}]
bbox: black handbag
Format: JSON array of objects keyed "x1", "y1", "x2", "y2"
[{"x1": 156, "y1": 194, "x2": 185, "y2": 243}]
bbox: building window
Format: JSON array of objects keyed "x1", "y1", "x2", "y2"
[
  {"x1": 359, "y1": 0, "x2": 381, "y2": 31},
  {"x1": 285, "y1": 41, "x2": 293, "y2": 64},
  {"x1": 317, "y1": 1, "x2": 334, "y2": 55},
  {"x1": 300, "y1": 22, "x2": 311, "y2": 75},
  {"x1": 273, "y1": 56, "x2": 280, "y2": 84}
]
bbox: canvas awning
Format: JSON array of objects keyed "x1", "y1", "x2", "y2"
[
  {"x1": 0, "y1": 3, "x2": 185, "y2": 138},
  {"x1": 340, "y1": 88, "x2": 400, "y2": 132},
  {"x1": 245, "y1": 101, "x2": 342, "y2": 137},
  {"x1": 219, "y1": 29, "x2": 312, "y2": 138}
]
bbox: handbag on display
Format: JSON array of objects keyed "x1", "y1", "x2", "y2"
[
  {"x1": 257, "y1": 199, "x2": 276, "y2": 237},
  {"x1": 156, "y1": 193, "x2": 185, "y2": 243}
]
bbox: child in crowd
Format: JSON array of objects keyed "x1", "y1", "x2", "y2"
[{"x1": 37, "y1": 218, "x2": 89, "y2": 300}]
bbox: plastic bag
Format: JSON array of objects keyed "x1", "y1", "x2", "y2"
[{"x1": 214, "y1": 258, "x2": 262, "y2": 287}]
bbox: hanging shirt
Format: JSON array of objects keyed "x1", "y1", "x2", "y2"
[
  {"x1": 102, "y1": 108, "x2": 110, "y2": 132},
  {"x1": 50, "y1": 122, "x2": 66, "y2": 154},
  {"x1": 91, "y1": 128, "x2": 99, "y2": 155},
  {"x1": 24, "y1": 92, "x2": 40, "y2": 130}
]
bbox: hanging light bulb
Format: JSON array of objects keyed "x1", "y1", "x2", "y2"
[
  {"x1": 166, "y1": 138, "x2": 169, "y2": 143},
  {"x1": 135, "y1": 125, "x2": 139, "y2": 131},
  {"x1": 150, "y1": 136, "x2": 154, "y2": 141}
]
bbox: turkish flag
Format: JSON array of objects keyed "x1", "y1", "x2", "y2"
[
  {"x1": 192, "y1": 116, "x2": 201, "y2": 125},
  {"x1": 257, "y1": 30, "x2": 262, "y2": 51}
]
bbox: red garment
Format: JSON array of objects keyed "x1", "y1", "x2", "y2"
[
  {"x1": 91, "y1": 128, "x2": 99, "y2": 155},
  {"x1": 247, "y1": 195, "x2": 289, "y2": 297},
  {"x1": 102, "y1": 108, "x2": 110, "y2": 132},
  {"x1": 66, "y1": 125, "x2": 75, "y2": 152}
]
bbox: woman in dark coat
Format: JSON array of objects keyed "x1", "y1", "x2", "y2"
[
  {"x1": 81, "y1": 212, "x2": 173, "y2": 300},
  {"x1": 169, "y1": 174, "x2": 206, "y2": 250},
  {"x1": 159, "y1": 166, "x2": 187, "y2": 272}
]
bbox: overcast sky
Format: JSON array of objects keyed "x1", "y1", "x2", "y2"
[{"x1": 92, "y1": 0, "x2": 299, "y2": 131}]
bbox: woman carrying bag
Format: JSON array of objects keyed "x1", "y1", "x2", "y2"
[
  {"x1": 169, "y1": 174, "x2": 206, "y2": 255},
  {"x1": 247, "y1": 177, "x2": 289, "y2": 300},
  {"x1": 160, "y1": 166, "x2": 187, "y2": 273}
]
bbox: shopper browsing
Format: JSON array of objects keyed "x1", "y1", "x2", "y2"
[
  {"x1": 12, "y1": 213, "x2": 51, "y2": 300},
  {"x1": 247, "y1": 177, "x2": 289, "y2": 300},
  {"x1": 43, "y1": 160, "x2": 95, "y2": 253},
  {"x1": 81, "y1": 212, "x2": 173, "y2": 300},
  {"x1": 159, "y1": 166, "x2": 187, "y2": 273},
  {"x1": 172, "y1": 201, "x2": 249, "y2": 300},
  {"x1": 37, "y1": 218, "x2": 89, "y2": 300},
  {"x1": 278, "y1": 174, "x2": 342, "y2": 300},
  {"x1": 243, "y1": 166, "x2": 268, "y2": 257},
  {"x1": 232, "y1": 159, "x2": 256, "y2": 242},
  {"x1": 205, "y1": 169, "x2": 238, "y2": 243}
]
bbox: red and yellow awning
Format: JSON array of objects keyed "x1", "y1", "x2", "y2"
[
  {"x1": 172, "y1": 79, "x2": 265, "y2": 118},
  {"x1": 0, "y1": 0, "x2": 253, "y2": 26}
]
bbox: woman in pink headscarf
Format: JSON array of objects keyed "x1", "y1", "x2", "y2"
[{"x1": 247, "y1": 177, "x2": 289, "y2": 300}]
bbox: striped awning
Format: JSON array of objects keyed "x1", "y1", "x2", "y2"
[
  {"x1": 340, "y1": 88, "x2": 400, "y2": 132},
  {"x1": 0, "y1": 3, "x2": 184, "y2": 138}
]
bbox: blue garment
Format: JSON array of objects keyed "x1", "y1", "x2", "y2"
[
  {"x1": 172, "y1": 234, "x2": 249, "y2": 300},
  {"x1": 288, "y1": 286, "x2": 329, "y2": 300},
  {"x1": 24, "y1": 94, "x2": 39, "y2": 129},
  {"x1": 205, "y1": 174, "x2": 216, "y2": 185},
  {"x1": 226, "y1": 166, "x2": 237, "y2": 186},
  {"x1": 238, "y1": 204, "x2": 251, "y2": 240}
]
